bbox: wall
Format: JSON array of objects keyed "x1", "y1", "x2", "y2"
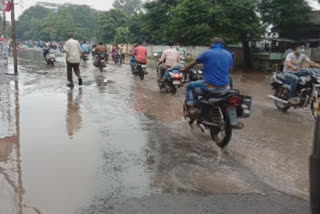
[{"x1": 111, "y1": 44, "x2": 245, "y2": 67}]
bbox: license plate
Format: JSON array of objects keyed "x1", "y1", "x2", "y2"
[
  {"x1": 173, "y1": 80, "x2": 180, "y2": 85},
  {"x1": 101, "y1": 60, "x2": 105, "y2": 62},
  {"x1": 227, "y1": 106, "x2": 239, "y2": 127},
  {"x1": 141, "y1": 65, "x2": 147, "y2": 68}
]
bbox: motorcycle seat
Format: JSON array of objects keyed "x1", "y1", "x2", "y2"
[{"x1": 203, "y1": 89, "x2": 239, "y2": 98}]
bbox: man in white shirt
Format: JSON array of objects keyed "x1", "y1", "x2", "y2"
[
  {"x1": 65, "y1": 34, "x2": 82, "y2": 88},
  {"x1": 284, "y1": 42, "x2": 320, "y2": 104},
  {"x1": 158, "y1": 42, "x2": 180, "y2": 82}
]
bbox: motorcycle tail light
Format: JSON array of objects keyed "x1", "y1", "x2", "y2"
[
  {"x1": 172, "y1": 73, "x2": 182, "y2": 79},
  {"x1": 228, "y1": 96, "x2": 241, "y2": 105}
]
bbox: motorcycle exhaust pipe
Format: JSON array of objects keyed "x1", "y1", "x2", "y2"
[{"x1": 268, "y1": 95, "x2": 289, "y2": 104}]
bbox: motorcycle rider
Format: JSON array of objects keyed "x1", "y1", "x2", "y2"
[
  {"x1": 120, "y1": 44, "x2": 126, "y2": 62},
  {"x1": 284, "y1": 42, "x2": 320, "y2": 104},
  {"x1": 158, "y1": 42, "x2": 180, "y2": 82},
  {"x1": 182, "y1": 37, "x2": 233, "y2": 119},
  {"x1": 43, "y1": 43, "x2": 54, "y2": 64},
  {"x1": 130, "y1": 44, "x2": 138, "y2": 73},
  {"x1": 132, "y1": 41, "x2": 147, "y2": 72},
  {"x1": 176, "y1": 43, "x2": 186, "y2": 59},
  {"x1": 94, "y1": 42, "x2": 108, "y2": 65},
  {"x1": 81, "y1": 41, "x2": 90, "y2": 54}
]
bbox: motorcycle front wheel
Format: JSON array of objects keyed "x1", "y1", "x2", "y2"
[
  {"x1": 209, "y1": 108, "x2": 232, "y2": 148},
  {"x1": 274, "y1": 86, "x2": 291, "y2": 112},
  {"x1": 311, "y1": 96, "x2": 319, "y2": 120}
]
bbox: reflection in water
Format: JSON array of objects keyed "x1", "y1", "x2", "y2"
[
  {"x1": 0, "y1": 80, "x2": 42, "y2": 214},
  {"x1": 66, "y1": 89, "x2": 83, "y2": 138},
  {"x1": 93, "y1": 71, "x2": 109, "y2": 93}
]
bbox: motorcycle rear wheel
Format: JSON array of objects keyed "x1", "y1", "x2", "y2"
[
  {"x1": 209, "y1": 108, "x2": 232, "y2": 148},
  {"x1": 139, "y1": 68, "x2": 144, "y2": 80},
  {"x1": 274, "y1": 87, "x2": 291, "y2": 112},
  {"x1": 171, "y1": 85, "x2": 177, "y2": 95}
]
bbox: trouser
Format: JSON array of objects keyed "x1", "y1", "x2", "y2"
[
  {"x1": 186, "y1": 80, "x2": 228, "y2": 106},
  {"x1": 130, "y1": 58, "x2": 136, "y2": 72},
  {"x1": 67, "y1": 62, "x2": 81, "y2": 83},
  {"x1": 158, "y1": 64, "x2": 169, "y2": 82},
  {"x1": 284, "y1": 70, "x2": 311, "y2": 98}
]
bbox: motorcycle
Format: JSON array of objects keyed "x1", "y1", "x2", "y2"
[
  {"x1": 133, "y1": 60, "x2": 147, "y2": 80},
  {"x1": 184, "y1": 68, "x2": 203, "y2": 82},
  {"x1": 104, "y1": 52, "x2": 109, "y2": 64},
  {"x1": 94, "y1": 53, "x2": 107, "y2": 72},
  {"x1": 81, "y1": 52, "x2": 89, "y2": 62},
  {"x1": 45, "y1": 53, "x2": 56, "y2": 66},
  {"x1": 158, "y1": 66, "x2": 183, "y2": 95},
  {"x1": 91, "y1": 48, "x2": 96, "y2": 57},
  {"x1": 269, "y1": 69, "x2": 320, "y2": 119},
  {"x1": 113, "y1": 51, "x2": 121, "y2": 64},
  {"x1": 183, "y1": 88, "x2": 252, "y2": 148}
]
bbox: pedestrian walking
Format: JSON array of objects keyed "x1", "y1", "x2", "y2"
[{"x1": 65, "y1": 34, "x2": 82, "y2": 88}]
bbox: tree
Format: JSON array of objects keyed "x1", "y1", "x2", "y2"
[
  {"x1": 168, "y1": 0, "x2": 213, "y2": 46},
  {"x1": 127, "y1": 13, "x2": 151, "y2": 44},
  {"x1": 167, "y1": 0, "x2": 263, "y2": 66},
  {"x1": 215, "y1": 0, "x2": 264, "y2": 67},
  {"x1": 98, "y1": 9, "x2": 128, "y2": 43},
  {"x1": 259, "y1": 0, "x2": 312, "y2": 39},
  {"x1": 16, "y1": 6, "x2": 51, "y2": 40},
  {"x1": 114, "y1": 27, "x2": 130, "y2": 43},
  {"x1": 16, "y1": 5, "x2": 100, "y2": 41},
  {"x1": 113, "y1": 0, "x2": 142, "y2": 15},
  {"x1": 143, "y1": 0, "x2": 180, "y2": 44}
]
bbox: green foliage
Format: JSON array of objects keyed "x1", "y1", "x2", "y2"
[
  {"x1": 143, "y1": 0, "x2": 180, "y2": 44},
  {"x1": 259, "y1": 0, "x2": 312, "y2": 39},
  {"x1": 127, "y1": 13, "x2": 151, "y2": 44},
  {"x1": 97, "y1": 9, "x2": 128, "y2": 43},
  {"x1": 113, "y1": 0, "x2": 143, "y2": 15},
  {"x1": 114, "y1": 27, "x2": 130, "y2": 43},
  {"x1": 13, "y1": 0, "x2": 313, "y2": 47},
  {"x1": 16, "y1": 5, "x2": 99, "y2": 41}
]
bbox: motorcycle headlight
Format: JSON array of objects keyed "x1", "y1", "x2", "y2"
[{"x1": 198, "y1": 70, "x2": 203, "y2": 74}]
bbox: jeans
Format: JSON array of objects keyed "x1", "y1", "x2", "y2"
[
  {"x1": 130, "y1": 58, "x2": 136, "y2": 72},
  {"x1": 186, "y1": 80, "x2": 228, "y2": 106},
  {"x1": 284, "y1": 70, "x2": 311, "y2": 98},
  {"x1": 158, "y1": 63, "x2": 169, "y2": 82}
]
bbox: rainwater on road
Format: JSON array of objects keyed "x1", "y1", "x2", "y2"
[{"x1": 0, "y1": 48, "x2": 312, "y2": 214}]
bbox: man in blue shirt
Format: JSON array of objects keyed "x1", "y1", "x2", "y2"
[
  {"x1": 182, "y1": 38, "x2": 233, "y2": 118},
  {"x1": 81, "y1": 41, "x2": 90, "y2": 53}
]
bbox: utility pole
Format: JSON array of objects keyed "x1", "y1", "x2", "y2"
[
  {"x1": 11, "y1": 0, "x2": 18, "y2": 74},
  {"x1": 310, "y1": 98, "x2": 320, "y2": 214}
]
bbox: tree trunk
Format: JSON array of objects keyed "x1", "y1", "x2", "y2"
[{"x1": 241, "y1": 33, "x2": 252, "y2": 68}]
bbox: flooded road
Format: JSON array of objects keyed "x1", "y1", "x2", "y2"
[{"x1": 0, "y1": 48, "x2": 312, "y2": 214}]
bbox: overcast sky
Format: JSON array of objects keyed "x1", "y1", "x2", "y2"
[{"x1": 13, "y1": 0, "x2": 320, "y2": 18}]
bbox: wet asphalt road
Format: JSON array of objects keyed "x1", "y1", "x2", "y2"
[{"x1": 0, "y1": 48, "x2": 313, "y2": 213}]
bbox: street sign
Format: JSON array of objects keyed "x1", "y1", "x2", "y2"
[{"x1": 0, "y1": 38, "x2": 8, "y2": 73}]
